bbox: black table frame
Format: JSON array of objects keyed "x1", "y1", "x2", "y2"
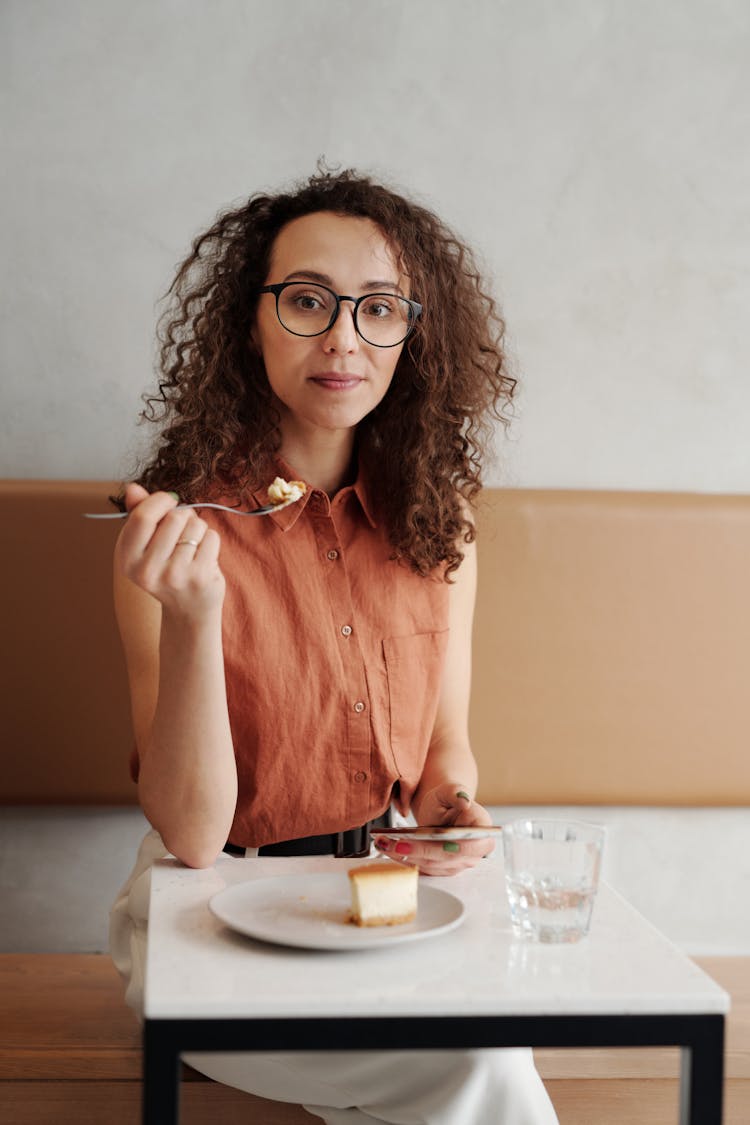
[{"x1": 143, "y1": 1011, "x2": 724, "y2": 1124}]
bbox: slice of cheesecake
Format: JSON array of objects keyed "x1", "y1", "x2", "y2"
[{"x1": 348, "y1": 862, "x2": 418, "y2": 927}]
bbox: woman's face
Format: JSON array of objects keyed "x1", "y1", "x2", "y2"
[{"x1": 253, "y1": 211, "x2": 409, "y2": 442}]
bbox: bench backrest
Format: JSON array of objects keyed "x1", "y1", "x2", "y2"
[
  {"x1": 471, "y1": 489, "x2": 750, "y2": 804},
  {"x1": 3, "y1": 481, "x2": 748, "y2": 805}
]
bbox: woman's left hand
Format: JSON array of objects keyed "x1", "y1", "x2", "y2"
[{"x1": 373, "y1": 784, "x2": 496, "y2": 876}]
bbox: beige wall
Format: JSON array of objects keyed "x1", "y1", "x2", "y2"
[{"x1": 2, "y1": 0, "x2": 749, "y2": 492}]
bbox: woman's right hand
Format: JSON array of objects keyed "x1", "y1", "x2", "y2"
[
  {"x1": 114, "y1": 483, "x2": 225, "y2": 621},
  {"x1": 114, "y1": 483, "x2": 234, "y2": 867}
]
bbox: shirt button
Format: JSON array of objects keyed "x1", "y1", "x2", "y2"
[
  {"x1": 354, "y1": 770, "x2": 367, "y2": 783},
  {"x1": 341, "y1": 625, "x2": 353, "y2": 637},
  {"x1": 327, "y1": 549, "x2": 339, "y2": 561},
  {"x1": 353, "y1": 700, "x2": 365, "y2": 713}
]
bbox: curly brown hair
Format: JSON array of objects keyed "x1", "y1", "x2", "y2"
[{"x1": 125, "y1": 166, "x2": 515, "y2": 577}]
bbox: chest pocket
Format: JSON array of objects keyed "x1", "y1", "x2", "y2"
[{"x1": 382, "y1": 629, "x2": 450, "y2": 780}]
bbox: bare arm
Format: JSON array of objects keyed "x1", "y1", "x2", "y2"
[
  {"x1": 377, "y1": 532, "x2": 495, "y2": 876},
  {"x1": 114, "y1": 485, "x2": 237, "y2": 868},
  {"x1": 412, "y1": 534, "x2": 479, "y2": 814}
]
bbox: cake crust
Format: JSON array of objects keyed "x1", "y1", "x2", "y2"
[{"x1": 350, "y1": 908, "x2": 417, "y2": 928}]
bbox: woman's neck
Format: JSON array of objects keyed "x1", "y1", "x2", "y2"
[{"x1": 278, "y1": 424, "x2": 357, "y2": 496}]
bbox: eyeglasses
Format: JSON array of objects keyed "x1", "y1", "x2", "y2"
[{"x1": 258, "y1": 282, "x2": 422, "y2": 348}]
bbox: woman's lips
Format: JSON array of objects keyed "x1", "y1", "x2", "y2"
[{"x1": 308, "y1": 373, "x2": 363, "y2": 391}]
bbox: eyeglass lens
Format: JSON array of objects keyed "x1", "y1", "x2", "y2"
[{"x1": 276, "y1": 283, "x2": 414, "y2": 346}]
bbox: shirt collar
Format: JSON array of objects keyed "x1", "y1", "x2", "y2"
[
  {"x1": 253, "y1": 457, "x2": 378, "y2": 531},
  {"x1": 350, "y1": 474, "x2": 378, "y2": 528}
]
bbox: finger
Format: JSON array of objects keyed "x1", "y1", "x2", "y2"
[
  {"x1": 374, "y1": 844, "x2": 483, "y2": 878},
  {"x1": 124, "y1": 482, "x2": 151, "y2": 511},
  {"x1": 448, "y1": 796, "x2": 495, "y2": 828},
  {"x1": 431, "y1": 787, "x2": 479, "y2": 824},
  {"x1": 122, "y1": 510, "x2": 195, "y2": 594},
  {"x1": 169, "y1": 518, "x2": 207, "y2": 560},
  {"x1": 413, "y1": 850, "x2": 484, "y2": 876},
  {"x1": 375, "y1": 838, "x2": 487, "y2": 865},
  {"x1": 160, "y1": 518, "x2": 211, "y2": 571},
  {"x1": 453, "y1": 804, "x2": 492, "y2": 828},
  {"x1": 438, "y1": 837, "x2": 490, "y2": 860},
  {"x1": 420, "y1": 839, "x2": 493, "y2": 869},
  {"x1": 419, "y1": 859, "x2": 482, "y2": 877},
  {"x1": 374, "y1": 839, "x2": 439, "y2": 865},
  {"x1": 192, "y1": 528, "x2": 222, "y2": 578},
  {"x1": 444, "y1": 835, "x2": 490, "y2": 859},
  {"x1": 155, "y1": 510, "x2": 204, "y2": 554},
  {"x1": 169, "y1": 526, "x2": 223, "y2": 582},
  {"x1": 119, "y1": 490, "x2": 182, "y2": 556}
]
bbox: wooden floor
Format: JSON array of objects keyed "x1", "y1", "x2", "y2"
[{"x1": 1, "y1": 954, "x2": 748, "y2": 1123}]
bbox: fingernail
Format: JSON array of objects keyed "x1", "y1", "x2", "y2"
[
  {"x1": 167, "y1": 491, "x2": 180, "y2": 501},
  {"x1": 443, "y1": 841, "x2": 460, "y2": 853},
  {"x1": 374, "y1": 838, "x2": 390, "y2": 851},
  {"x1": 456, "y1": 790, "x2": 471, "y2": 802},
  {"x1": 395, "y1": 842, "x2": 412, "y2": 855}
]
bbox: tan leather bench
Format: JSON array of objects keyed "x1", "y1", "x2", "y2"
[
  {"x1": 2, "y1": 480, "x2": 749, "y2": 806},
  {"x1": 3, "y1": 480, "x2": 749, "y2": 1122},
  {"x1": 471, "y1": 488, "x2": 750, "y2": 805}
]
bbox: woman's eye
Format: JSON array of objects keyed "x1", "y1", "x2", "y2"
[
  {"x1": 295, "y1": 294, "x2": 324, "y2": 311},
  {"x1": 362, "y1": 298, "x2": 393, "y2": 318}
]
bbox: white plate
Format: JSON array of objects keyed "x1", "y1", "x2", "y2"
[
  {"x1": 209, "y1": 873, "x2": 465, "y2": 950},
  {"x1": 374, "y1": 826, "x2": 504, "y2": 842}
]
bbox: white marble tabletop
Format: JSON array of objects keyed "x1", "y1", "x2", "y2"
[{"x1": 144, "y1": 855, "x2": 729, "y2": 1021}]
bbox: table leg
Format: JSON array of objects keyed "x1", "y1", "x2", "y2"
[
  {"x1": 678, "y1": 1016, "x2": 724, "y2": 1125},
  {"x1": 138, "y1": 1012, "x2": 725, "y2": 1125},
  {"x1": 143, "y1": 1020, "x2": 181, "y2": 1125}
]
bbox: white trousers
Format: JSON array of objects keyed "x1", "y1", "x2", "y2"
[
  {"x1": 183, "y1": 1045, "x2": 557, "y2": 1124},
  {"x1": 110, "y1": 831, "x2": 558, "y2": 1125}
]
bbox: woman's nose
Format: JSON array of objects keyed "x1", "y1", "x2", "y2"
[{"x1": 323, "y1": 302, "x2": 360, "y2": 354}]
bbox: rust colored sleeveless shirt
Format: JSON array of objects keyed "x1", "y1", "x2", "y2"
[{"x1": 196, "y1": 467, "x2": 449, "y2": 848}]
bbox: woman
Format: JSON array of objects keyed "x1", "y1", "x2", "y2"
[{"x1": 110, "y1": 167, "x2": 558, "y2": 1124}]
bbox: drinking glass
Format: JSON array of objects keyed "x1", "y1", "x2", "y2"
[{"x1": 503, "y1": 819, "x2": 605, "y2": 943}]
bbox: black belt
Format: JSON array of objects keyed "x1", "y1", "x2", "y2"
[{"x1": 223, "y1": 810, "x2": 392, "y2": 859}]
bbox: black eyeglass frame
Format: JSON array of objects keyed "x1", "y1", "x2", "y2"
[{"x1": 258, "y1": 282, "x2": 422, "y2": 348}]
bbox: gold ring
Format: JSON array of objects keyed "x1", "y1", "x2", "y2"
[{"x1": 175, "y1": 538, "x2": 200, "y2": 548}]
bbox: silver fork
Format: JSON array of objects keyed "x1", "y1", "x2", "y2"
[{"x1": 83, "y1": 498, "x2": 303, "y2": 519}]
